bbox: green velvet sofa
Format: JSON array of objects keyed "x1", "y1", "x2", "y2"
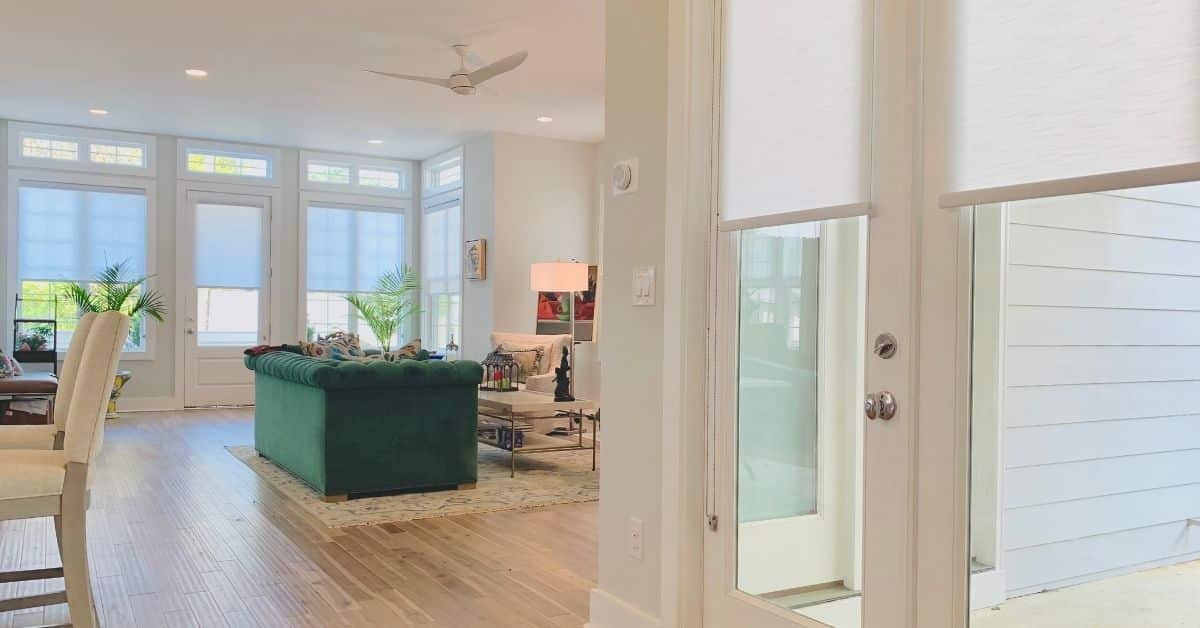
[{"x1": 244, "y1": 351, "x2": 484, "y2": 501}]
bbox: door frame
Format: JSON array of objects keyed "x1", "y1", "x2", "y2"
[
  {"x1": 173, "y1": 181, "x2": 283, "y2": 408},
  {"x1": 694, "y1": 0, "x2": 922, "y2": 624}
]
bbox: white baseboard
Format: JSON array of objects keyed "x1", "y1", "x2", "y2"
[
  {"x1": 117, "y1": 396, "x2": 179, "y2": 413},
  {"x1": 586, "y1": 588, "x2": 660, "y2": 628}
]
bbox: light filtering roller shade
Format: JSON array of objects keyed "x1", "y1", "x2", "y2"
[
  {"x1": 195, "y1": 203, "x2": 263, "y2": 289},
  {"x1": 948, "y1": 0, "x2": 1200, "y2": 197},
  {"x1": 719, "y1": 0, "x2": 872, "y2": 229},
  {"x1": 307, "y1": 205, "x2": 404, "y2": 293},
  {"x1": 18, "y1": 184, "x2": 147, "y2": 281}
]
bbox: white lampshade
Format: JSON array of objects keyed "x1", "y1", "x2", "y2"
[{"x1": 530, "y1": 261, "x2": 588, "y2": 292}]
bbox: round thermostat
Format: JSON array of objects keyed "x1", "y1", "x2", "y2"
[{"x1": 612, "y1": 162, "x2": 633, "y2": 192}]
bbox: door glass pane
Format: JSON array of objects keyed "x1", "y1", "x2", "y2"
[
  {"x1": 195, "y1": 203, "x2": 262, "y2": 346},
  {"x1": 196, "y1": 287, "x2": 259, "y2": 346},
  {"x1": 736, "y1": 216, "x2": 867, "y2": 627},
  {"x1": 967, "y1": 182, "x2": 1200, "y2": 626}
]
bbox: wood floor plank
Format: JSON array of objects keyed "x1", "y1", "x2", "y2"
[{"x1": 0, "y1": 408, "x2": 597, "y2": 627}]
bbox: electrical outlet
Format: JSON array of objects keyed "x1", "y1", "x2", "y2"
[{"x1": 627, "y1": 516, "x2": 644, "y2": 561}]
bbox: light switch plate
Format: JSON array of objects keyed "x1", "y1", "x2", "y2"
[
  {"x1": 627, "y1": 516, "x2": 644, "y2": 561},
  {"x1": 632, "y1": 266, "x2": 655, "y2": 306}
]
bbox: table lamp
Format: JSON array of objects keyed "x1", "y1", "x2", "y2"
[{"x1": 530, "y1": 261, "x2": 589, "y2": 400}]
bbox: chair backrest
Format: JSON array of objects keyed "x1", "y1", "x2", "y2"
[
  {"x1": 63, "y1": 311, "x2": 129, "y2": 465},
  {"x1": 52, "y1": 312, "x2": 99, "y2": 431},
  {"x1": 490, "y1": 332, "x2": 571, "y2": 375}
]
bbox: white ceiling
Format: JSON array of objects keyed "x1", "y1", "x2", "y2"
[{"x1": 0, "y1": 1, "x2": 604, "y2": 159}]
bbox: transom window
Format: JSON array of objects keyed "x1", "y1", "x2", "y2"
[
  {"x1": 12, "y1": 123, "x2": 152, "y2": 172},
  {"x1": 358, "y1": 167, "x2": 401, "y2": 189},
  {"x1": 22, "y1": 137, "x2": 79, "y2": 161},
  {"x1": 186, "y1": 150, "x2": 270, "y2": 178},
  {"x1": 307, "y1": 161, "x2": 352, "y2": 184},
  {"x1": 300, "y1": 151, "x2": 410, "y2": 196},
  {"x1": 89, "y1": 143, "x2": 146, "y2": 167}
]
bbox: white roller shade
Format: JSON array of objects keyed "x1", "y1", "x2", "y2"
[
  {"x1": 719, "y1": 0, "x2": 873, "y2": 230},
  {"x1": 195, "y1": 203, "x2": 263, "y2": 289},
  {"x1": 18, "y1": 184, "x2": 147, "y2": 281},
  {"x1": 947, "y1": 0, "x2": 1200, "y2": 202},
  {"x1": 306, "y1": 205, "x2": 404, "y2": 293}
]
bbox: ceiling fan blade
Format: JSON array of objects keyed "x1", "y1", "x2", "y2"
[
  {"x1": 364, "y1": 70, "x2": 450, "y2": 88},
  {"x1": 468, "y1": 51, "x2": 528, "y2": 85}
]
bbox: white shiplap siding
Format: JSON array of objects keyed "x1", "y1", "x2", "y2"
[{"x1": 1001, "y1": 188, "x2": 1200, "y2": 596}]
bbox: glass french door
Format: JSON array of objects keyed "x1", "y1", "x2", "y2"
[
  {"x1": 704, "y1": 210, "x2": 911, "y2": 628},
  {"x1": 182, "y1": 190, "x2": 272, "y2": 406}
]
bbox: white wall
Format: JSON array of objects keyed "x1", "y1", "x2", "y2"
[
  {"x1": 462, "y1": 133, "x2": 496, "y2": 361},
  {"x1": 996, "y1": 185, "x2": 1200, "y2": 596},
  {"x1": 589, "y1": 0, "x2": 670, "y2": 624},
  {"x1": 461, "y1": 132, "x2": 602, "y2": 401}
]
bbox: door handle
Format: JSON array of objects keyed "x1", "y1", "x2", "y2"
[
  {"x1": 186, "y1": 328, "x2": 195, "y2": 335},
  {"x1": 865, "y1": 391, "x2": 897, "y2": 421}
]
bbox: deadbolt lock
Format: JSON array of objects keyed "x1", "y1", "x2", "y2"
[{"x1": 873, "y1": 332, "x2": 898, "y2": 359}]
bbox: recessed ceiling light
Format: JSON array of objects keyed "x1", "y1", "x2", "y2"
[
  {"x1": 185, "y1": 68, "x2": 209, "y2": 78},
  {"x1": 88, "y1": 108, "x2": 109, "y2": 116},
  {"x1": 367, "y1": 139, "x2": 384, "y2": 145},
  {"x1": 536, "y1": 116, "x2": 554, "y2": 123}
]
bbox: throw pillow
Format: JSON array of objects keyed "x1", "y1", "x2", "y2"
[{"x1": 495, "y1": 343, "x2": 545, "y2": 383}]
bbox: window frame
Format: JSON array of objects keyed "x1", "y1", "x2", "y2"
[
  {"x1": 296, "y1": 190, "x2": 415, "y2": 347},
  {"x1": 177, "y1": 138, "x2": 281, "y2": 186},
  {"x1": 420, "y1": 189, "x2": 464, "y2": 352},
  {"x1": 7, "y1": 121, "x2": 156, "y2": 176},
  {"x1": 421, "y1": 147, "x2": 464, "y2": 197},
  {"x1": 5, "y1": 168, "x2": 158, "y2": 360},
  {"x1": 299, "y1": 151, "x2": 413, "y2": 198}
]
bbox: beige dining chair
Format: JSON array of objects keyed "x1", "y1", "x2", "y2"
[
  {"x1": 0, "y1": 310, "x2": 128, "y2": 628},
  {"x1": 0, "y1": 311, "x2": 99, "y2": 450}
]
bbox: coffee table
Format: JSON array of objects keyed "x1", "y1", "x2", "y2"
[{"x1": 477, "y1": 389, "x2": 598, "y2": 477}]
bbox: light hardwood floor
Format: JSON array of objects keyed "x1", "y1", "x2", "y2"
[{"x1": 0, "y1": 408, "x2": 598, "y2": 627}]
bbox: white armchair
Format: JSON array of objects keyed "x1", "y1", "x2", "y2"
[
  {"x1": 489, "y1": 332, "x2": 573, "y2": 433},
  {"x1": 489, "y1": 332, "x2": 571, "y2": 394}
]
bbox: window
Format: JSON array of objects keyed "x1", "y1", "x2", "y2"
[
  {"x1": 194, "y1": 203, "x2": 264, "y2": 346},
  {"x1": 89, "y1": 143, "x2": 146, "y2": 167},
  {"x1": 307, "y1": 161, "x2": 352, "y2": 184},
  {"x1": 186, "y1": 150, "x2": 270, "y2": 178},
  {"x1": 22, "y1": 136, "x2": 79, "y2": 161},
  {"x1": 422, "y1": 148, "x2": 463, "y2": 197},
  {"x1": 299, "y1": 151, "x2": 411, "y2": 196},
  {"x1": 10, "y1": 123, "x2": 154, "y2": 174},
  {"x1": 421, "y1": 199, "x2": 463, "y2": 352},
  {"x1": 358, "y1": 167, "x2": 401, "y2": 190},
  {"x1": 15, "y1": 183, "x2": 150, "y2": 352},
  {"x1": 305, "y1": 205, "x2": 406, "y2": 349}
]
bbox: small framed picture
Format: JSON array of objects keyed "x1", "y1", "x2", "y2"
[{"x1": 465, "y1": 238, "x2": 487, "y2": 280}]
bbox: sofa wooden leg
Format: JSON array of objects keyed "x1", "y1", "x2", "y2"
[
  {"x1": 457, "y1": 482, "x2": 477, "y2": 490},
  {"x1": 322, "y1": 494, "x2": 348, "y2": 503}
]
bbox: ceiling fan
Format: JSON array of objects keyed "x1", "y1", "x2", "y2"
[{"x1": 366, "y1": 44, "x2": 528, "y2": 96}]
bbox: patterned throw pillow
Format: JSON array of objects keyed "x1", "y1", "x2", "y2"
[
  {"x1": 495, "y1": 343, "x2": 545, "y2": 383},
  {"x1": 0, "y1": 350, "x2": 20, "y2": 379},
  {"x1": 299, "y1": 331, "x2": 364, "y2": 360}
]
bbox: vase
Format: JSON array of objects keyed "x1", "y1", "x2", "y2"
[{"x1": 107, "y1": 370, "x2": 132, "y2": 419}]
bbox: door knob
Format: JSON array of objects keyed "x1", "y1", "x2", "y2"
[
  {"x1": 186, "y1": 328, "x2": 195, "y2": 335},
  {"x1": 865, "y1": 391, "x2": 897, "y2": 421}
]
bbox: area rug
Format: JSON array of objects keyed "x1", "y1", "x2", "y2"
[{"x1": 226, "y1": 444, "x2": 598, "y2": 528}]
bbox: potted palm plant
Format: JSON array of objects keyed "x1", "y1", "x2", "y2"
[
  {"x1": 62, "y1": 259, "x2": 167, "y2": 418},
  {"x1": 344, "y1": 265, "x2": 421, "y2": 353}
]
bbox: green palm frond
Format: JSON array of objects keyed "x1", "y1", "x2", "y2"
[
  {"x1": 62, "y1": 282, "x2": 98, "y2": 314},
  {"x1": 343, "y1": 265, "x2": 421, "y2": 353},
  {"x1": 60, "y1": 259, "x2": 169, "y2": 323}
]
